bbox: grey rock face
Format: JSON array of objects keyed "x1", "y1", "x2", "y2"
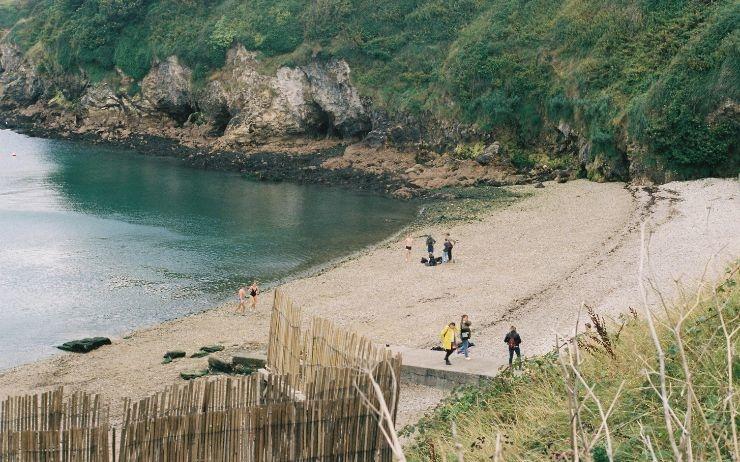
[
  {"x1": 0, "y1": 42, "x2": 43, "y2": 108},
  {"x1": 302, "y1": 60, "x2": 370, "y2": 138},
  {"x1": 141, "y1": 56, "x2": 193, "y2": 123}
]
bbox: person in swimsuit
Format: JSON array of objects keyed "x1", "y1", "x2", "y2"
[
  {"x1": 404, "y1": 234, "x2": 413, "y2": 262},
  {"x1": 248, "y1": 281, "x2": 259, "y2": 310},
  {"x1": 237, "y1": 287, "x2": 247, "y2": 315}
]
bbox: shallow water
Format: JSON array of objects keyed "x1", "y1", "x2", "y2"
[{"x1": 0, "y1": 130, "x2": 416, "y2": 369}]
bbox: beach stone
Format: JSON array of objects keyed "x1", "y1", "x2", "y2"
[
  {"x1": 233, "y1": 364, "x2": 256, "y2": 375},
  {"x1": 56, "y1": 337, "x2": 111, "y2": 353},
  {"x1": 162, "y1": 357, "x2": 173, "y2": 364},
  {"x1": 163, "y1": 350, "x2": 186, "y2": 360},
  {"x1": 180, "y1": 370, "x2": 208, "y2": 380},
  {"x1": 190, "y1": 350, "x2": 210, "y2": 358},
  {"x1": 232, "y1": 356, "x2": 266, "y2": 371},
  {"x1": 208, "y1": 357, "x2": 233, "y2": 373},
  {"x1": 200, "y1": 345, "x2": 225, "y2": 353}
]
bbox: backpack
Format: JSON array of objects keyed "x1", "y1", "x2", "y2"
[{"x1": 507, "y1": 333, "x2": 518, "y2": 349}]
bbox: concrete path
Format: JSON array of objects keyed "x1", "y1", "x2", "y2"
[
  {"x1": 232, "y1": 346, "x2": 506, "y2": 390},
  {"x1": 390, "y1": 345, "x2": 507, "y2": 389}
]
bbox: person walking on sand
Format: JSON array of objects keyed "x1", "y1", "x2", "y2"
[
  {"x1": 248, "y1": 281, "x2": 260, "y2": 310},
  {"x1": 404, "y1": 234, "x2": 414, "y2": 262},
  {"x1": 237, "y1": 286, "x2": 247, "y2": 315},
  {"x1": 426, "y1": 235, "x2": 436, "y2": 254},
  {"x1": 443, "y1": 233, "x2": 456, "y2": 263},
  {"x1": 504, "y1": 326, "x2": 522, "y2": 368},
  {"x1": 440, "y1": 322, "x2": 457, "y2": 365},
  {"x1": 458, "y1": 315, "x2": 472, "y2": 359}
]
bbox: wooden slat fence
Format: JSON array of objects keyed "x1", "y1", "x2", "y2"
[
  {"x1": 267, "y1": 290, "x2": 402, "y2": 401},
  {"x1": 2, "y1": 290, "x2": 402, "y2": 461},
  {"x1": 117, "y1": 398, "x2": 391, "y2": 462},
  {"x1": 0, "y1": 389, "x2": 109, "y2": 462}
]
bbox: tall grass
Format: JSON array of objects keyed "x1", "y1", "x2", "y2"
[{"x1": 402, "y1": 259, "x2": 739, "y2": 461}]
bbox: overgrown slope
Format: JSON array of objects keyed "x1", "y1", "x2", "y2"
[
  {"x1": 1, "y1": 0, "x2": 738, "y2": 180},
  {"x1": 402, "y1": 264, "x2": 739, "y2": 460}
]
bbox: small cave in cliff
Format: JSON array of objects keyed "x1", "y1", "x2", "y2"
[
  {"x1": 209, "y1": 109, "x2": 231, "y2": 137},
  {"x1": 307, "y1": 104, "x2": 335, "y2": 139}
]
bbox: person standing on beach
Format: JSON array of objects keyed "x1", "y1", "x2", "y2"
[
  {"x1": 404, "y1": 234, "x2": 414, "y2": 262},
  {"x1": 443, "y1": 233, "x2": 455, "y2": 263},
  {"x1": 248, "y1": 281, "x2": 259, "y2": 310},
  {"x1": 504, "y1": 326, "x2": 522, "y2": 368},
  {"x1": 440, "y1": 322, "x2": 457, "y2": 365},
  {"x1": 237, "y1": 286, "x2": 247, "y2": 314},
  {"x1": 426, "y1": 235, "x2": 436, "y2": 254},
  {"x1": 458, "y1": 315, "x2": 471, "y2": 359}
]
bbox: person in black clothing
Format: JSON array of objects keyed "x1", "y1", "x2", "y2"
[
  {"x1": 443, "y1": 233, "x2": 456, "y2": 262},
  {"x1": 504, "y1": 325, "x2": 522, "y2": 368},
  {"x1": 426, "y1": 252, "x2": 437, "y2": 266},
  {"x1": 426, "y1": 235, "x2": 436, "y2": 254}
]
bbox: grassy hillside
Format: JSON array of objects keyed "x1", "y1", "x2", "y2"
[
  {"x1": 402, "y1": 264, "x2": 739, "y2": 460},
  {"x1": 1, "y1": 0, "x2": 738, "y2": 179}
]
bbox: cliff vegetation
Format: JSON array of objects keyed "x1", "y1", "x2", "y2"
[{"x1": 0, "y1": 0, "x2": 738, "y2": 181}]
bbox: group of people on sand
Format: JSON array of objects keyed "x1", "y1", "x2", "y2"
[
  {"x1": 236, "y1": 281, "x2": 260, "y2": 314},
  {"x1": 440, "y1": 319, "x2": 523, "y2": 369},
  {"x1": 404, "y1": 232, "x2": 456, "y2": 266}
]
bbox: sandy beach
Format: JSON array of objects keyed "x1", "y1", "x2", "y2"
[{"x1": 1, "y1": 178, "x2": 737, "y2": 426}]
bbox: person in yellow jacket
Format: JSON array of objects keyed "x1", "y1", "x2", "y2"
[{"x1": 440, "y1": 322, "x2": 458, "y2": 365}]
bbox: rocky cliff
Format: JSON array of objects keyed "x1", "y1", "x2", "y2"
[{"x1": 0, "y1": 38, "x2": 606, "y2": 196}]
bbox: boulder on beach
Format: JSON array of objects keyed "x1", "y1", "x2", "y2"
[
  {"x1": 180, "y1": 370, "x2": 209, "y2": 380},
  {"x1": 163, "y1": 350, "x2": 186, "y2": 360},
  {"x1": 208, "y1": 356, "x2": 233, "y2": 373},
  {"x1": 56, "y1": 337, "x2": 111, "y2": 353},
  {"x1": 190, "y1": 350, "x2": 210, "y2": 358},
  {"x1": 232, "y1": 355, "x2": 266, "y2": 371},
  {"x1": 199, "y1": 345, "x2": 225, "y2": 353}
]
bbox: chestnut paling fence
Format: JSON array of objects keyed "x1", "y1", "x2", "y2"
[
  {"x1": 0, "y1": 290, "x2": 402, "y2": 461},
  {"x1": 0, "y1": 388, "x2": 110, "y2": 461}
]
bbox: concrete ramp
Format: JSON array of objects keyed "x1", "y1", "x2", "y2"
[
  {"x1": 232, "y1": 347, "x2": 508, "y2": 390},
  {"x1": 390, "y1": 345, "x2": 507, "y2": 389}
]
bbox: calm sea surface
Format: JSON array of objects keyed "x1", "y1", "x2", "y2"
[{"x1": 0, "y1": 130, "x2": 416, "y2": 369}]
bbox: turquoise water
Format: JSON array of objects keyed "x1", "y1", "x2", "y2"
[{"x1": 0, "y1": 130, "x2": 416, "y2": 369}]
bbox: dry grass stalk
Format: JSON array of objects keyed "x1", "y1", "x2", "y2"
[{"x1": 639, "y1": 223, "x2": 683, "y2": 462}]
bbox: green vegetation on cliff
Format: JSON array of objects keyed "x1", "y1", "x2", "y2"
[
  {"x1": 403, "y1": 264, "x2": 740, "y2": 460},
  {"x1": 1, "y1": 0, "x2": 738, "y2": 179}
]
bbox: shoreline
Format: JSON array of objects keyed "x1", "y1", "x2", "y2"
[
  {"x1": 0, "y1": 119, "x2": 414, "y2": 197},
  {"x1": 1, "y1": 177, "x2": 737, "y2": 428}
]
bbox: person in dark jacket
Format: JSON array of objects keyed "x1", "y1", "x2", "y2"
[
  {"x1": 426, "y1": 235, "x2": 436, "y2": 253},
  {"x1": 504, "y1": 326, "x2": 522, "y2": 368},
  {"x1": 458, "y1": 315, "x2": 471, "y2": 359}
]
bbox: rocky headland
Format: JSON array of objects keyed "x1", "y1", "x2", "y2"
[{"x1": 1, "y1": 40, "x2": 588, "y2": 198}]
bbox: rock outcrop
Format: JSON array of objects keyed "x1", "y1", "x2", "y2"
[
  {"x1": 201, "y1": 45, "x2": 370, "y2": 147},
  {"x1": 141, "y1": 56, "x2": 193, "y2": 122},
  {"x1": 57, "y1": 337, "x2": 112, "y2": 353},
  {"x1": 0, "y1": 42, "x2": 42, "y2": 108}
]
